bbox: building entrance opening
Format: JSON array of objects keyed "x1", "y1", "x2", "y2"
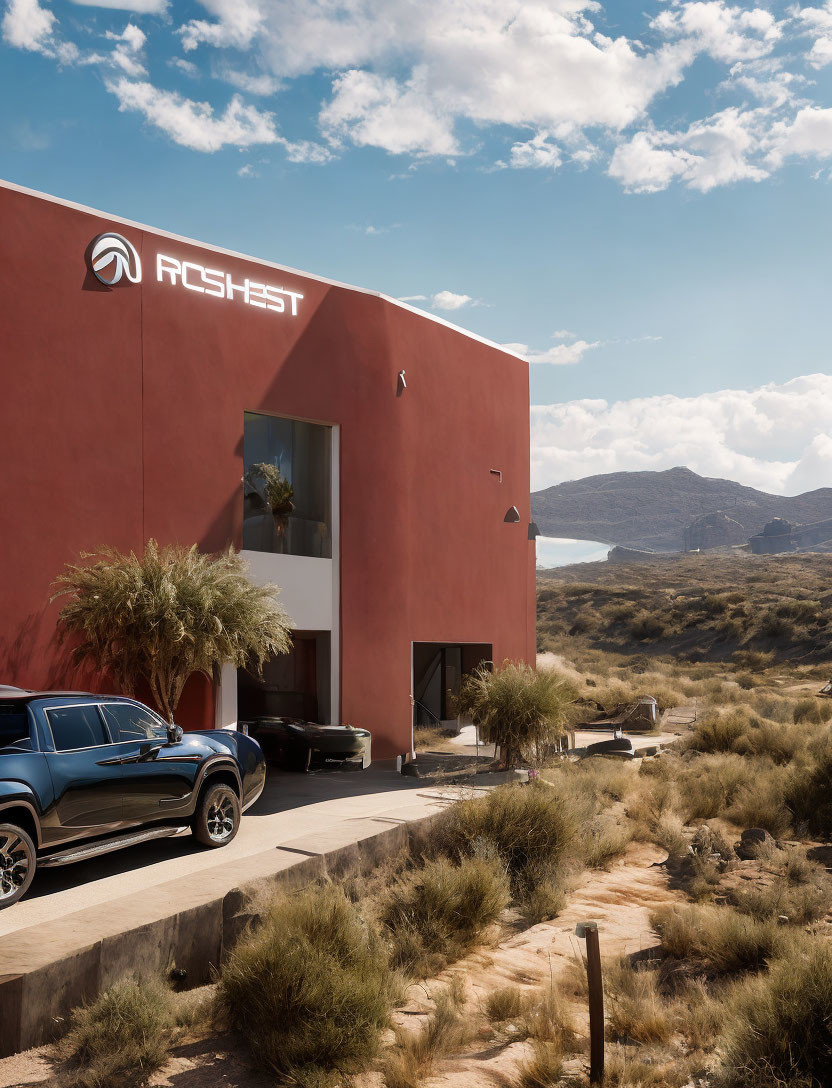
[
  {"x1": 412, "y1": 643, "x2": 492, "y2": 730},
  {"x1": 238, "y1": 632, "x2": 331, "y2": 724}
]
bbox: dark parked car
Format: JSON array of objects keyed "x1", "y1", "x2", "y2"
[
  {"x1": 0, "y1": 689, "x2": 266, "y2": 908},
  {"x1": 243, "y1": 717, "x2": 371, "y2": 772}
]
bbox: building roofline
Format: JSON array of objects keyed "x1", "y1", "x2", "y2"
[{"x1": 0, "y1": 176, "x2": 525, "y2": 363}]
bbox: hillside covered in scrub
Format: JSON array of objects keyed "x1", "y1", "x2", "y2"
[
  {"x1": 537, "y1": 553, "x2": 832, "y2": 664},
  {"x1": 531, "y1": 467, "x2": 832, "y2": 552}
]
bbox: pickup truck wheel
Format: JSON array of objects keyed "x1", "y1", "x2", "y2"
[
  {"x1": 0, "y1": 824, "x2": 36, "y2": 908},
  {"x1": 192, "y1": 784, "x2": 240, "y2": 848}
]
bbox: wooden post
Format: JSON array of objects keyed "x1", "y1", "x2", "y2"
[{"x1": 576, "y1": 921, "x2": 604, "y2": 1084}]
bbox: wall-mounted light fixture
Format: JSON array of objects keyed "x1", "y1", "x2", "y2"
[
  {"x1": 528, "y1": 522, "x2": 540, "y2": 540},
  {"x1": 397, "y1": 370, "x2": 407, "y2": 396},
  {"x1": 504, "y1": 506, "x2": 521, "y2": 523}
]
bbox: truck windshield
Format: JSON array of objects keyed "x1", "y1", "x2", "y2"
[{"x1": 0, "y1": 704, "x2": 32, "y2": 752}]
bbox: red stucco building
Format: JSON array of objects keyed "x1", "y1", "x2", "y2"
[{"x1": 0, "y1": 179, "x2": 535, "y2": 759}]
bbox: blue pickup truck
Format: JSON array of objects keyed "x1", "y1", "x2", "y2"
[{"x1": 0, "y1": 687, "x2": 266, "y2": 908}]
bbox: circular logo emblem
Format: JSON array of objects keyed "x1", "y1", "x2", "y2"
[{"x1": 89, "y1": 232, "x2": 142, "y2": 286}]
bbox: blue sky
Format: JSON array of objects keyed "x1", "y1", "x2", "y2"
[{"x1": 3, "y1": 0, "x2": 832, "y2": 494}]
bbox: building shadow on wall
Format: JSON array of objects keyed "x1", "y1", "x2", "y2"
[{"x1": 0, "y1": 607, "x2": 91, "y2": 690}]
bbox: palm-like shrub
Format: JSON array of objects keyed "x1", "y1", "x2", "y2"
[
  {"x1": 53, "y1": 540, "x2": 292, "y2": 722},
  {"x1": 457, "y1": 662, "x2": 576, "y2": 767}
]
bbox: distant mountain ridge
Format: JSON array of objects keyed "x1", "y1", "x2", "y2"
[{"x1": 531, "y1": 467, "x2": 832, "y2": 552}]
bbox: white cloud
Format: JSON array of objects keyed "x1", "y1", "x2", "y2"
[
  {"x1": 106, "y1": 78, "x2": 279, "y2": 151},
  {"x1": 431, "y1": 290, "x2": 472, "y2": 311},
  {"x1": 504, "y1": 132, "x2": 563, "y2": 170},
  {"x1": 508, "y1": 338, "x2": 600, "y2": 366},
  {"x1": 179, "y1": 0, "x2": 264, "y2": 52},
  {"x1": 216, "y1": 66, "x2": 280, "y2": 96},
  {"x1": 610, "y1": 107, "x2": 770, "y2": 192},
  {"x1": 68, "y1": 0, "x2": 167, "y2": 11},
  {"x1": 280, "y1": 137, "x2": 332, "y2": 163},
  {"x1": 2, "y1": 0, "x2": 53, "y2": 51},
  {"x1": 796, "y1": 2, "x2": 832, "y2": 68},
  {"x1": 321, "y1": 70, "x2": 459, "y2": 157},
  {"x1": 767, "y1": 106, "x2": 832, "y2": 165},
  {"x1": 652, "y1": 1, "x2": 782, "y2": 64},
  {"x1": 170, "y1": 56, "x2": 199, "y2": 76},
  {"x1": 530, "y1": 373, "x2": 832, "y2": 493},
  {"x1": 105, "y1": 23, "x2": 147, "y2": 77}
]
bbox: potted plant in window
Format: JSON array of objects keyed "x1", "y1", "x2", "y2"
[{"x1": 245, "y1": 463, "x2": 295, "y2": 542}]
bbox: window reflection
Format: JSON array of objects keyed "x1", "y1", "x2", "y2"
[{"x1": 243, "y1": 412, "x2": 332, "y2": 559}]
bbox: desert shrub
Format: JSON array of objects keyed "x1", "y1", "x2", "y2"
[
  {"x1": 757, "y1": 610, "x2": 793, "y2": 639},
  {"x1": 727, "y1": 775, "x2": 792, "y2": 838},
  {"x1": 426, "y1": 783, "x2": 581, "y2": 908},
  {"x1": 732, "y1": 718, "x2": 804, "y2": 764},
  {"x1": 485, "y1": 985, "x2": 528, "y2": 1024},
  {"x1": 521, "y1": 977, "x2": 577, "y2": 1048},
  {"x1": 651, "y1": 903, "x2": 783, "y2": 976},
  {"x1": 602, "y1": 1048, "x2": 689, "y2": 1087},
  {"x1": 686, "y1": 707, "x2": 804, "y2": 767},
  {"x1": 673, "y1": 978, "x2": 725, "y2": 1051},
  {"x1": 702, "y1": 595, "x2": 729, "y2": 616},
  {"x1": 514, "y1": 1041, "x2": 564, "y2": 1088},
  {"x1": 604, "y1": 959, "x2": 673, "y2": 1045},
  {"x1": 785, "y1": 725, "x2": 832, "y2": 836},
  {"x1": 685, "y1": 708, "x2": 755, "y2": 754},
  {"x1": 382, "y1": 855, "x2": 510, "y2": 976},
  {"x1": 793, "y1": 696, "x2": 829, "y2": 725},
  {"x1": 728, "y1": 847, "x2": 832, "y2": 925},
  {"x1": 384, "y1": 984, "x2": 471, "y2": 1088},
  {"x1": 630, "y1": 613, "x2": 667, "y2": 641},
  {"x1": 733, "y1": 650, "x2": 774, "y2": 669},
  {"x1": 456, "y1": 662, "x2": 577, "y2": 766},
  {"x1": 581, "y1": 815, "x2": 631, "y2": 869},
  {"x1": 653, "y1": 811, "x2": 688, "y2": 858},
  {"x1": 777, "y1": 599, "x2": 819, "y2": 622},
  {"x1": 570, "y1": 610, "x2": 599, "y2": 634},
  {"x1": 676, "y1": 754, "x2": 756, "y2": 821},
  {"x1": 720, "y1": 940, "x2": 832, "y2": 1087},
  {"x1": 60, "y1": 976, "x2": 175, "y2": 1088},
  {"x1": 606, "y1": 602, "x2": 637, "y2": 623},
  {"x1": 219, "y1": 884, "x2": 392, "y2": 1084}
]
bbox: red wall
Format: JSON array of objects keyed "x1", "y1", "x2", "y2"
[{"x1": 0, "y1": 182, "x2": 534, "y2": 758}]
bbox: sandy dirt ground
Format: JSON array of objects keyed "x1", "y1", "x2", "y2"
[{"x1": 0, "y1": 843, "x2": 679, "y2": 1088}]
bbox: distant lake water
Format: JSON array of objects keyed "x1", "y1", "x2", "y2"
[{"x1": 536, "y1": 536, "x2": 610, "y2": 568}]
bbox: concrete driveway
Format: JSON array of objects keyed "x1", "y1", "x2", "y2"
[{"x1": 0, "y1": 761, "x2": 454, "y2": 938}]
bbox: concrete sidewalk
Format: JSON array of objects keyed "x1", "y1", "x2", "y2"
[
  {"x1": 0, "y1": 762, "x2": 454, "y2": 938},
  {"x1": 0, "y1": 763, "x2": 467, "y2": 1057}
]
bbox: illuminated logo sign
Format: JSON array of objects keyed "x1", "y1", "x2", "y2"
[
  {"x1": 89, "y1": 233, "x2": 142, "y2": 285},
  {"x1": 156, "y1": 254, "x2": 303, "y2": 316},
  {"x1": 86, "y1": 232, "x2": 302, "y2": 317}
]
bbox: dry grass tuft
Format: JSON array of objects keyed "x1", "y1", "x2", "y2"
[
  {"x1": 218, "y1": 884, "x2": 392, "y2": 1084},
  {"x1": 604, "y1": 960, "x2": 673, "y2": 1045},
  {"x1": 651, "y1": 903, "x2": 784, "y2": 977},
  {"x1": 720, "y1": 939, "x2": 832, "y2": 1087},
  {"x1": 383, "y1": 854, "x2": 510, "y2": 977},
  {"x1": 383, "y1": 984, "x2": 472, "y2": 1088},
  {"x1": 60, "y1": 976, "x2": 175, "y2": 1088}
]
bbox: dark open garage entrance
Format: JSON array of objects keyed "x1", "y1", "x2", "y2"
[{"x1": 412, "y1": 642, "x2": 492, "y2": 730}]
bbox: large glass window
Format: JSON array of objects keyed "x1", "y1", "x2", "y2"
[
  {"x1": 243, "y1": 411, "x2": 332, "y2": 558},
  {"x1": 46, "y1": 705, "x2": 108, "y2": 751}
]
